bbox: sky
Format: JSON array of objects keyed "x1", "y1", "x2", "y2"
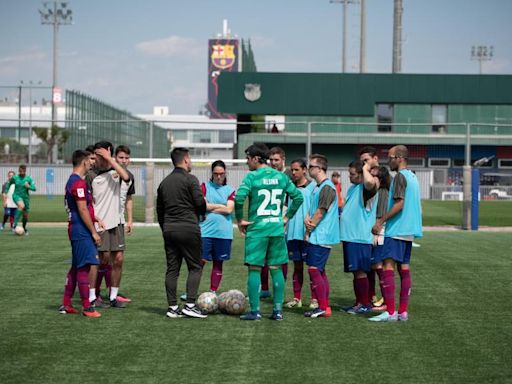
[{"x1": 1, "y1": 0, "x2": 511, "y2": 115}]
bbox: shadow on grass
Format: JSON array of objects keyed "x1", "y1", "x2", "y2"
[{"x1": 139, "y1": 306, "x2": 166, "y2": 317}]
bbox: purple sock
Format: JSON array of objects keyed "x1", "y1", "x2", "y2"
[
  {"x1": 210, "y1": 261, "x2": 223, "y2": 292},
  {"x1": 382, "y1": 269, "x2": 396, "y2": 314},
  {"x1": 292, "y1": 262, "x2": 304, "y2": 299},
  {"x1": 77, "y1": 266, "x2": 91, "y2": 309},
  {"x1": 282, "y1": 263, "x2": 288, "y2": 281},
  {"x1": 309, "y1": 268, "x2": 327, "y2": 310},
  {"x1": 398, "y1": 268, "x2": 412, "y2": 314},
  {"x1": 355, "y1": 276, "x2": 370, "y2": 306},
  {"x1": 261, "y1": 264, "x2": 269, "y2": 291},
  {"x1": 63, "y1": 267, "x2": 77, "y2": 306}
]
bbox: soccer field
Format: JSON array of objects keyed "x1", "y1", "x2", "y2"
[
  {"x1": 1, "y1": 228, "x2": 511, "y2": 384},
  {"x1": 25, "y1": 196, "x2": 512, "y2": 227}
]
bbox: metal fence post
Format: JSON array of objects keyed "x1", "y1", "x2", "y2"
[
  {"x1": 306, "y1": 122, "x2": 312, "y2": 160},
  {"x1": 144, "y1": 162, "x2": 155, "y2": 224},
  {"x1": 462, "y1": 123, "x2": 472, "y2": 230}
]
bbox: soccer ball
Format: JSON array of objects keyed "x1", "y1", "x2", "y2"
[
  {"x1": 217, "y1": 292, "x2": 231, "y2": 313},
  {"x1": 196, "y1": 291, "x2": 218, "y2": 314},
  {"x1": 223, "y1": 290, "x2": 247, "y2": 315},
  {"x1": 14, "y1": 226, "x2": 25, "y2": 236}
]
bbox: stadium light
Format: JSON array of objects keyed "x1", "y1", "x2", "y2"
[
  {"x1": 471, "y1": 45, "x2": 494, "y2": 74},
  {"x1": 39, "y1": 0, "x2": 73, "y2": 163},
  {"x1": 329, "y1": 0, "x2": 357, "y2": 73}
]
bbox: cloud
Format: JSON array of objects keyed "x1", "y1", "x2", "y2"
[
  {"x1": 0, "y1": 49, "x2": 47, "y2": 65},
  {"x1": 135, "y1": 35, "x2": 202, "y2": 58}
]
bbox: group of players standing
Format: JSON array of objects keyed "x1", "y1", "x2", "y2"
[
  {"x1": 59, "y1": 142, "x2": 135, "y2": 317},
  {"x1": 159, "y1": 142, "x2": 421, "y2": 322}
]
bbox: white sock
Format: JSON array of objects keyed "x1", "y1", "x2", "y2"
[
  {"x1": 110, "y1": 287, "x2": 119, "y2": 301},
  {"x1": 89, "y1": 289, "x2": 96, "y2": 303}
]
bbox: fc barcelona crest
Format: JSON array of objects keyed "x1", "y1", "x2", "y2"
[
  {"x1": 211, "y1": 44, "x2": 236, "y2": 70},
  {"x1": 244, "y1": 83, "x2": 261, "y2": 102}
]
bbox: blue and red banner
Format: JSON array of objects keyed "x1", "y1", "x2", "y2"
[{"x1": 207, "y1": 38, "x2": 239, "y2": 119}]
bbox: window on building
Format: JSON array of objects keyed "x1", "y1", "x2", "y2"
[
  {"x1": 219, "y1": 130, "x2": 234, "y2": 143},
  {"x1": 192, "y1": 131, "x2": 212, "y2": 143},
  {"x1": 498, "y1": 159, "x2": 512, "y2": 168},
  {"x1": 377, "y1": 104, "x2": 393, "y2": 132},
  {"x1": 432, "y1": 104, "x2": 447, "y2": 133},
  {"x1": 172, "y1": 130, "x2": 187, "y2": 141},
  {"x1": 407, "y1": 158, "x2": 426, "y2": 167},
  {"x1": 428, "y1": 158, "x2": 451, "y2": 168}
]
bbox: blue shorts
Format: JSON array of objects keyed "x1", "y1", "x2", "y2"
[
  {"x1": 202, "y1": 237, "x2": 232, "y2": 262},
  {"x1": 381, "y1": 237, "x2": 412, "y2": 264},
  {"x1": 4, "y1": 207, "x2": 16, "y2": 216},
  {"x1": 342, "y1": 241, "x2": 372, "y2": 273},
  {"x1": 71, "y1": 238, "x2": 99, "y2": 269},
  {"x1": 305, "y1": 243, "x2": 331, "y2": 272},
  {"x1": 287, "y1": 240, "x2": 308, "y2": 262},
  {"x1": 371, "y1": 244, "x2": 386, "y2": 265}
]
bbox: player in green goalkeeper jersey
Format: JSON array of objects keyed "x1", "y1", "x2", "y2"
[
  {"x1": 9, "y1": 164, "x2": 36, "y2": 234},
  {"x1": 235, "y1": 143, "x2": 303, "y2": 321}
]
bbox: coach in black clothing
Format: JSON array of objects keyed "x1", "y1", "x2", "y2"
[{"x1": 157, "y1": 147, "x2": 207, "y2": 318}]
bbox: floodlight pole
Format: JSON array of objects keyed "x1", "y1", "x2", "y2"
[
  {"x1": 471, "y1": 45, "x2": 494, "y2": 74},
  {"x1": 462, "y1": 123, "x2": 472, "y2": 230},
  {"x1": 330, "y1": 0, "x2": 357, "y2": 73},
  {"x1": 40, "y1": 1, "x2": 72, "y2": 163}
]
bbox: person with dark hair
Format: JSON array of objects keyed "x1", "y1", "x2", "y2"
[
  {"x1": 200, "y1": 160, "x2": 235, "y2": 293},
  {"x1": 368, "y1": 165, "x2": 392, "y2": 311},
  {"x1": 90, "y1": 141, "x2": 130, "y2": 308},
  {"x1": 359, "y1": 146, "x2": 379, "y2": 168},
  {"x1": 157, "y1": 147, "x2": 207, "y2": 318},
  {"x1": 84, "y1": 145, "x2": 97, "y2": 191},
  {"x1": 59, "y1": 150, "x2": 102, "y2": 317},
  {"x1": 257, "y1": 146, "x2": 293, "y2": 299},
  {"x1": 236, "y1": 143, "x2": 303, "y2": 321},
  {"x1": 369, "y1": 145, "x2": 422, "y2": 322},
  {"x1": 1, "y1": 170, "x2": 16, "y2": 230},
  {"x1": 303, "y1": 154, "x2": 340, "y2": 318},
  {"x1": 285, "y1": 158, "x2": 317, "y2": 309},
  {"x1": 340, "y1": 160, "x2": 378, "y2": 315},
  {"x1": 9, "y1": 164, "x2": 36, "y2": 234}
]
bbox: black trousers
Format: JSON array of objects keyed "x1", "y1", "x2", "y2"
[{"x1": 163, "y1": 230, "x2": 203, "y2": 306}]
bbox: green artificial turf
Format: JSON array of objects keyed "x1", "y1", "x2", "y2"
[
  {"x1": 24, "y1": 196, "x2": 512, "y2": 227},
  {"x1": 1, "y1": 228, "x2": 511, "y2": 383}
]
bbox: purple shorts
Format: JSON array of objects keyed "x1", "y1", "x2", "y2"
[
  {"x1": 305, "y1": 243, "x2": 331, "y2": 272},
  {"x1": 287, "y1": 240, "x2": 308, "y2": 262},
  {"x1": 342, "y1": 241, "x2": 372, "y2": 273},
  {"x1": 381, "y1": 237, "x2": 412, "y2": 264},
  {"x1": 202, "y1": 237, "x2": 232, "y2": 262},
  {"x1": 71, "y1": 238, "x2": 99, "y2": 269}
]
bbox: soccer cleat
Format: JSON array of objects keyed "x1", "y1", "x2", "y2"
[
  {"x1": 24, "y1": 231, "x2": 29, "y2": 236},
  {"x1": 309, "y1": 299, "x2": 319, "y2": 309},
  {"x1": 0, "y1": 224, "x2": 3, "y2": 230},
  {"x1": 182, "y1": 304, "x2": 207, "y2": 318},
  {"x1": 325, "y1": 306, "x2": 332, "y2": 317},
  {"x1": 269, "y1": 310, "x2": 284, "y2": 321},
  {"x1": 166, "y1": 307, "x2": 184, "y2": 318},
  {"x1": 304, "y1": 308, "x2": 326, "y2": 318},
  {"x1": 91, "y1": 298, "x2": 110, "y2": 309},
  {"x1": 349, "y1": 304, "x2": 372, "y2": 315},
  {"x1": 82, "y1": 307, "x2": 101, "y2": 318},
  {"x1": 368, "y1": 311, "x2": 398, "y2": 322},
  {"x1": 259, "y1": 290, "x2": 271, "y2": 299},
  {"x1": 285, "y1": 298, "x2": 302, "y2": 308},
  {"x1": 240, "y1": 311, "x2": 262, "y2": 321},
  {"x1": 116, "y1": 294, "x2": 132, "y2": 303},
  {"x1": 341, "y1": 304, "x2": 358, "y2": 313},
  {"x1": 58, "y1": 305, "x2": 79, "y2": 314},
  {"x1": 109, "y1": 299, "x2": 126, "y2": 309},
  {"x1": 398, "y1": 311, "x2": 409, "y2": 321},
  {"x1": 372, "y1": 303, "x2": 387, "y2": 312},
  {"x1": 180, "y1": 293, "x2": 187, "y2": 301},
  {"x1": 372, "y1": 297, "x2": 385, "y2": 307}
]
